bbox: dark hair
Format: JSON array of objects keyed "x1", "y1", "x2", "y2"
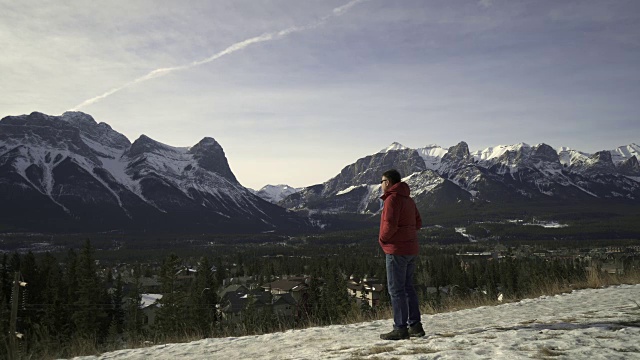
[{"x1": 382, "y1": 169, "x2": 402, "y2": 184}]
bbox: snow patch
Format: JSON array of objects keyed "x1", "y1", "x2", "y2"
[
  {"x1": 378, "y1": 142, "x2": 408, "y2": 153},
  {"x1": 71, "y1": 281, "x2": 640, "y2": 360}
]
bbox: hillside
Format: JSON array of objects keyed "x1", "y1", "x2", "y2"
[{"x1": 70, "y1": 284, "x2": 640, "y2": 360}]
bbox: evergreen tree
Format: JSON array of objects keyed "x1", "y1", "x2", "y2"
[
  {"x1": 72, "y1": 240, "x2": 106, "y2": 341},
  {"x1": 39, "y1": 253, "x2": 71, "y2": 343},
  {"x1": 319, "y1": 265, "x2": 350, "y2": 324},
  {"x1": 155, "y1": 254, "x2": 184, "y2": 336},
  {"x1": 0, "y1": 254, "x2": 8, "y2": 305},
  {"x1": 187, "y1": 257, "x2": 217, "y2": 336},
  {"x1": 125, "y1": 264, "x2": 144, "y2": 345},
  {"x1": 0, "y1": 254, "x2": 9, "y2": 360},
  {"x1": 108, "y1": 273, "x2": 125, "y2": 343}
]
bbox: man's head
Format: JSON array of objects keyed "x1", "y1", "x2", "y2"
[{"x1": 381, "y1": 169, "x2": 402, "y2": 192}]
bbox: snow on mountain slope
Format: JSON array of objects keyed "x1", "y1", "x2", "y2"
[
  {"x1": 471, "y1": 142, "x2": 531, "y2": 163},
  {"x1": 70, "y1": 284, "x2": 640, "y2": 360},
  {"x1": 379, "y1": 142, "x2": 409, "y2": 153},
  {"x1": 254, "y1": 184, "x2": 301, "y2": 204},
  {"x1": 277, "y1": 140, "x2": 639, "y2": 216},
  {"x1": 122, "y1": 135, "x2": 277, "y2": 220},
  {"x1": 558, "y1": 147, "x2": 590, "y2": 167},
  {"x1": 611, "y1": 143, "x2": 640, "y2": 163},
  {"x1": 405, "y1": 170, "x2": 446, "y2": 198},
  {"x1": 0, "y1": 111, "x2": 308, "y2": 232},
  {"x1": 416, "y1": 144, "x2": 448, "y2": 171}
]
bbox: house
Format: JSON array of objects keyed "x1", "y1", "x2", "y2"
[
  {"x1": 219, "y1": 288, "x2": 297, "y2": 323},
  {"x1": 139, "y1": 276, "x2": 161, "y2": 293},
  {"x1": 262, "y1": 278, "x2": 309, "y2": 304},
  {"x1": 219, "y1": 292, "x2": 250, "y2": 322},
  {"x1": 347, "y1": 275, "x2": 385, "y2": 308},
  {"x1": 140, "y1": 293, "x2": 163, "y2": 329},
  {"x1": 601, "y1": 262, "x2": 625, "y2": 275},
  {"x1": 271, "y1": 293, "x2": 297, "y2": 318}
]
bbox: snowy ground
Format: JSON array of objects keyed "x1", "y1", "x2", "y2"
[{"x1": 71, "y1": 284, "x2": 640, "y2": 360}]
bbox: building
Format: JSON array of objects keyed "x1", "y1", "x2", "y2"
[{"x1": 347, "y1": 275, "x2": 385, "y2": 308}]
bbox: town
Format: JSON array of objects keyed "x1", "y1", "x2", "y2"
[
  {"x1": 97, "y1": 242, "x2": 640, "y2": 329},
  {"x1": 2, "y1": 235, "x2": 639, "y2": 359}
]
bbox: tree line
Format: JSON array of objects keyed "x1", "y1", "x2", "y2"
[{"x1": 1, "y1": 239, "x2": 594, "y2": 359}]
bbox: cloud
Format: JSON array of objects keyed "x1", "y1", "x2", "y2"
[
  {"x1": 479, "y1": 0, "x2": 493, "y2": 9},
  {"x1": 71, "y1": 0, "x2": 369, "y2": 111}
]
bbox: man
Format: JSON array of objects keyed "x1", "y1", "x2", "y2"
[{"x1": 378, "y1": 169, "x2": 425, "y2": 340}]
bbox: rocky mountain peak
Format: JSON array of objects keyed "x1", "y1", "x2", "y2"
[
  {"x1": 592, "y1": 150, "x2": 613, "y2": 163},
  {"x1": 0, "y1": 112, "x2": 101, "y2": 162},
  {"x1": 321, "y1": 148, "x2": 426, "y2": 196},
  {"x1": 191, "y1": 137, "x2": 223, "y2": 152},
  {"x1": 531, "y1": 143, "x2": 560, "y2": 163},
  {"x1": 379, "y1": 142, "x2": 409, "y2": 153},
  {"x1": 585, "y1": 150, "x2": 616, "y2": 174},
  {"x1": 189, "y1": 137, "x2": 237, "y2": 184},
  {"x1": 125, "y1": 135, "x2": 168, "y2": 158},
  {"x1": 443, "y1": 141, "x2": 471, "y2": 161},
  {"x1": 61, "y1": 111, "x2": 130, "y2": 150},
  {"x1": 61, "y1": 111, "x2": 97, "y2": 124},
  {"x1": 2, "y1": 112, "x2": 71, "y2": 129},
  {"x1": 618, "y1": 156, "x2": 640, "y2": 176}
]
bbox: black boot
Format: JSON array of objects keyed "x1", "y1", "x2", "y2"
[
  {"x1": 408, "y1": 323, "x2": 425, "y2": 337},
  {"x1": 380, "y1": 328, "x2": 410, "y2": 340}
]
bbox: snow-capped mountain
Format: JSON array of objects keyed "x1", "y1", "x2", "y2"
[
  {"x1": 0, "y1": 111, "x2": 308, "y2": 232},
  {"x1": 280, "y1": 146, "x2": 427, "y2": 214},
  {"x1": 252, "y1": 184, "x2": 301, "y2": 204},
  {"x1": 279, "y1": 140, "x2": 640, "y2": 216},
  {"x1": 3, "y1": 111, "x2": 638, "y2": 232}
]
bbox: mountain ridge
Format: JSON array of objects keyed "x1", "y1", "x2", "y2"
[
  {"x1": 0, "y1": 111, "x2": 308, "y2": 233},
  {"x1": 2, "y1": 111, "x2": 638, "y2": 232},
  {"x1": 276, "y1": 140, "x2": 640, "y2": 222}
]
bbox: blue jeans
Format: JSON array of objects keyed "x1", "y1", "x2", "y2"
[{"x1": 386, "y1": 254, "x2": 421, "y2": 329}]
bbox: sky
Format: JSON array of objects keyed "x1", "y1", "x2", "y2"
[
  {"x1": 71, "y1": 284, "x2": 640, "y2": 359},
  {"x1": 2, "y1": 0, "x2": 640, "y2": 189}
]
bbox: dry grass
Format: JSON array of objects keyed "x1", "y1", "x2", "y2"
[
  {"x1": 430, "y1": 269, "x2": 640, "y2": 319},
  {"x1": 435, "y1": 332, "x2": 457, "y2": 338},
  {"x1": 39, "y1": 269, "x2": 640, "y2": 360},
  {"x1": 398, "y1": 346, "x2": 441, "y2": 355},
  {"x1": 536, "y1": 346, "x2": 564, "y2": 358},
  {"x1": 350, "y1": 345, "x2": 396, "y2": 358}
]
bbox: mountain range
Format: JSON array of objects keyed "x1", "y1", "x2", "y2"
[
  {"x1": 271, "y1": 141, "x2": 640, "y2": 227},
  {"x1": 1, "y1": 111, "x2": 638, "y2": 233},
  {"x1": 0, "y1": 111, "x2": 307, "y2": 232}
]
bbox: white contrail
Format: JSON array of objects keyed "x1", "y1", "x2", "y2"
[{"x1": 70, "y1": 0, "x2": 368, "y2": 111}]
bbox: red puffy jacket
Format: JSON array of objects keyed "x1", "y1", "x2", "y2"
[{"x1": 378, "y1": 181, "x2": 422, "y2": 255}]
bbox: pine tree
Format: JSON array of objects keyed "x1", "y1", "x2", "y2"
[
  {"x1": 186, "y1": 257, "x2": 217, "y2": 336},
  {"x1": 72, "y1": 240, "x2": 106, "y2": 341},
  {"x1": 0, "y1": 254, "x2": 9, "y2": 360},
  {"x1": 155, "y1": 254, "x2": 184, "y2": 336},
  {"x1": 320, "y1": 265, "x2": 350, "y2": 324},
  {"x1": 19, "y1": 251, "x2": 40, "y2": 334},
  {"x1": 39, "y1": 253, "x2": 71, "y2": 343},
  {"x1": 0, "y1": 254, "x2": 8, "y2": 304},
  {"x1": 108, "y1": 273, "x2": 125, "y2": 344},
  {"x1": 125, "y1": 263, "x2": 144, "y2": 345}
]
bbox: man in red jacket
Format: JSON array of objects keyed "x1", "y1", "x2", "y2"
[{"x1": 378, "y1": 169, "x2": 425, "y2": 340}]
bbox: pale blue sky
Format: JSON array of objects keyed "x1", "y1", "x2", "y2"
[{"x1": 1, "y1": 0, "x2": 639, "y2": 189}]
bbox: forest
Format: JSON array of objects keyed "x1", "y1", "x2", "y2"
[{"x1": 3, "y1": 232, "x2": 637, "y2": 360}]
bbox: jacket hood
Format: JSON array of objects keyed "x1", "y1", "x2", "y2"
[{"x1": 381, "y1": 181, "x2": 411, "y2": 200}]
